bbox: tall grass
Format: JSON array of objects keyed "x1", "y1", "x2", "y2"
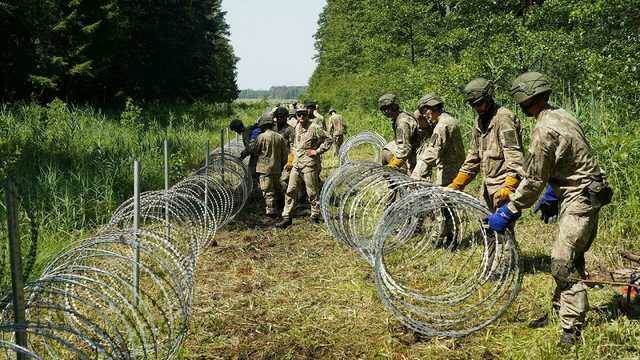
[{"x1": 0, "y1": 99, "x2": 265, "y2": 293}]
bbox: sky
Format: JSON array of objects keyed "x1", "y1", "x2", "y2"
[{"x1": 222, "y1": 0, "x2": 326, "y2": 90}]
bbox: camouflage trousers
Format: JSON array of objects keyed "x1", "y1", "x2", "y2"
[
  {"x1": 258, "y1": 173, "x2": 282, "y2": 215},
  {"x1": 333, "y1": 135, "x2": 344, "y2": 157},
  {"x1": 551, "y1": 209, "x2": 599, "y2": 331},
  {"x1": 483, "y1": 186, "x2": 515, "y2": 274},
  {"x1": 282, "y1": 166, "x2": 321, "y2": 218}
]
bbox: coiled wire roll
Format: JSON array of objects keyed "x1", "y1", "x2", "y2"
[
  {"x1": 338, "y1": 131, "x2": 386, "y2": 166},
  {"x1": 0, "y1": 142, "x2": 250, "y2": 359},
  {"x1": 321, "y1": 159, "x2": 521, "y2": 338}
]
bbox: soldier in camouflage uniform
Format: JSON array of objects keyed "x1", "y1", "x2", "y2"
[
  {"x1": 254, "y1": 114, "x2": 289, "y2": 218},
  {"x1": 447, "y1": 78, "x2": 525, "y2": 210},
  {"x1": 487, "y1": 72, "x2": 612, "y2": 346},
  {"x1": 305, "y1": 100, "x2": 326, "y2": 130},
  {"x1": 229, "y1": 118, "x2": 262, "y2": 189},
  {"x1": 327, "y1": 108, "x2": 347, "y2": 157},
  {"x1": 275, "y1": 108, "x2": 333, "y2": 228},
  {"x1": 410, "y1": 94, "x2": 465, "y2": 185},
  {"x1": 273, "y1": 106, "x2": 295, "y2": 208},
  {"x1": 378, "y1": 94, "x2": 423, "y2": 172}
]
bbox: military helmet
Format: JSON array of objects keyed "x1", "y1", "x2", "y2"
[
  {"x1": 328, "y1": 108, "x2": 336, "y2": 114},
  {"x1": 378, "y1": 93, "x2": 399, "y2": 109},
  {"x1": 304, "y1": 100, "x2": 317, "y2": 109},
  {"x1": 273, "y1": 106, "x2": 289, "y2": 118},
  {"x1": 257, "y1": 112, "x2": 274, "y2": 127},
  {"x1": 417, "y1": 93, "x2": 444, "y2": 110},
  {"x1": 295, "y1": 107, "x2": 307, "y2": 116},
  {"x1": 463, "y1": 78, "x2": 494, "y2": 104},
  {"x1": 288, "y1": 108, "x2": 296, "y2": 117},
  {"x1": 510, "y1": 71, "x2": 552, "y2": 104}
]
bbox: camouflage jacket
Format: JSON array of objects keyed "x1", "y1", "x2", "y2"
[
  {"x1": 508, "y1": 107, "x2": 605, "y2": 215},
  {"x1": 327, "y1": 113, "x2": 346, "y2": 137},
  {"x1": 255, "y1": 129, "x2": 289, "y2": 175},
  {"x1": 311, "y1": 111, "x2": 326, "y2": 130},
  {"x1": 459, "y1": 105, "x2": 525, "y2": 194},
  {"x1": 391, "y1": 111, "x2": 422, "y2": 163},
  {"x1": 415, "y1": 112, "x2": 465, "y2": 185},
  {"x1": 293, "y1": 121, "x2": 332, "y2": 171},
  {"x1": 277, "y1": 124, "x2": 295, "y2": 150}
]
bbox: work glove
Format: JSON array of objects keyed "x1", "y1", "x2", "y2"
[
  {"x1": 387, "y1": 155, "x2": 405, "y2": 169},
  {"x1": 532, "y1": 184, "x2": 559, "y2": 224},
  {"x1": 493, "y1": 176, "x2": 520, "y2": 205},
  {"x1": 486, "y1": 204, "x2": 520, "y2": 233},
  {"x1": 448, "y1": 172, "x2": 472, "y2": 191},
  {"x1": 284, "y1": 153, "x2": 294, "y2": 171}
]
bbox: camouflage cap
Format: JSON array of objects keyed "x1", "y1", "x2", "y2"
[
  {"x1": 328, "y1": 108, "x2": 336, "y2": 114},
  {"x1": 257, "y1": 112, "x2": 274, "y2": 127},
  {"x1": 304, "y1": 100, "x2": 317, "y2": 108},
  {"x1": 378, "y1": 94, "x2": 399, "y2": 109},
  {"x1": 463, "y1": 78, "x2": 494, "y2": 104},
  {"x1": 417, "y1": 93, "x2": 444, "y2": 109},
  {"x1": 295, "y1": 107, "x2": 308, "y2": 115},
  {"x1": 510, "y1": 71, "x2": 552, "y2": 104}
]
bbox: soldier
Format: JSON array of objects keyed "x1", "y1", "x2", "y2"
[
  {"x1": 254, "y1": 114, "x2": 289, "y2": 218},
  {"x1": 378, "y1": 94, "x2": 422, "y2": 173},
  {"x1": 305, "y1": 100, "x2": 325, "y2": 129},
  {"x1": 327, "y1": 108, "x2": 347, "y2": 157},
  {"x1": 487, "y1": 72, "x2": 612, "y2": 346},
  {"x1": 447, "y1": 78, "x2": 525, "y2": 211},
  {"x1": 273, "y1": 106, "x2": 295, "y2": 208},
  {"x1": 229, "y1": 118, "x2": 262, "y2": 185},
  {"x1": 275, "y1": 108, "x2": 333, "y2": 228},
  {"x1": 410, "y1": 94, "x2": 465, "y2": 185}
]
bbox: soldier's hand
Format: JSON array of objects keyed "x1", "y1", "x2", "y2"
[{"x1": 306, "y1": 149, "x2": 318, "y2": 157}]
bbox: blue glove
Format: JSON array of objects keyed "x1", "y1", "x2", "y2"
[
  {"x1": 532, "y1": 185, "x2": 559, "y2": 224},
  {"x1": 249, "y1": 127, "x2": 262, "y2": 141},
  {"x1": 487, "y1": 204, "x2": 520, "y2": 233}
]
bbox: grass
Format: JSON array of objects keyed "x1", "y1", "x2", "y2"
[{"x1": 179, "y1": 96, "x2": 640, "y2": 359}]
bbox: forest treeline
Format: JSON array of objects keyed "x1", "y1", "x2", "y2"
[
  {"x1": 307, "y1": 0, "x2": 640, "y2": 109},
  {"x1": 239, "y1": 86, "x2": 307, "y2": 100},
  {"x1": 0, "y1": 0, "x2": 238, "y2": 103}
]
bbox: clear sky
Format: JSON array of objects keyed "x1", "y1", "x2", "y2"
[{"x1": 222, "y1": 0, "x2": 326, "y2": 90}]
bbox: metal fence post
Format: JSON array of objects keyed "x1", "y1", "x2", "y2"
[
  {"x1": 5, "y1": 180, "x2": 27, "y2": 360},
  {"x1": 164, "y1": 140, "x2": 170, "y2": 240},
  {"x1": 220, "y1": 130, "x2": 225, "y2": 183},
  {"x1": 132, "y1": 161, "x2": 140, "y2": 306},
  {"x1": 204, "y1": 142, "x2": 209, "y2": 231}
]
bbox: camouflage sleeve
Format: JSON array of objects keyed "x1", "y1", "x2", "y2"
[
  {"x1": 508, "y1": 126, "x2": 558, "y2": 212},
  {"x1": 314, "y1": 126, "x2": 333, "y2": 155},
  {"x1": 498, "y1": 115, "x2": 525, "y2": 178},
  {"x1": 459, "y1": 129, "x2": 480, "y2": 176},
  {"x1": 394, "y1": 118, "x2": 413, "y2": 160},
  {"x1": 416, "y1": 125, "x2": 444, "y2": 168},
  {"x1": 327, "y1": 116, "x2": 334, "y2": 136}
]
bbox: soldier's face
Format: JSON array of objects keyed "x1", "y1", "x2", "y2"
[
  {"x1": 297, "y1": 114, "x2": 307, "y2": 124},
  {"x1": 470, "y1": 100, "x2": 490, "y2": 116}
]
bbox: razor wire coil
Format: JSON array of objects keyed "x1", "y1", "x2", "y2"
[
  {"x1": 322, "y1": 133, "x2": 522, "y2": 338},
  {"x1": 1, "y1": 142, "x2": 250, "y2": 359}
]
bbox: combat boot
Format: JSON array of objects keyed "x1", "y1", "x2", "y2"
[
  {"x1": 558, "y1": 328, "x2": 581, "y2": 347},
  {"x1": 275, "y1": 216, "x2": 292, "y2": 229}
]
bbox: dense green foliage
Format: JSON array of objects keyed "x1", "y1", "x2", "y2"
[
  {"x1": 239, "y1": 86, "x2": 307, "y2": 100},
  {"x1": 1, "y1": 0, "x2": 239, "y2": 103},
  {"x1": 308, "y1": 0, "x2": 640, "y2": 109}
]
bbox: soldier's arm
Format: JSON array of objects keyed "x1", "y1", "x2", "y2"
[
  {"x1": 458, "y1": 130, "x2": 481, "y2": 178},
  {"x1": 498, "y1": 115, "x2": 525, "y2": 178},
  {"x1": 314, "y1": 126, "x2": 333, "y2": 155},
  {"x1": 394, "y1": 119, "x2": 413, "y2": 160},
  {"x1": 416, "y1": 126, "x2": 444, "y2": 169},
  {"x1": 508, "y1": 127, "x2": 558, "y2": 212}
]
